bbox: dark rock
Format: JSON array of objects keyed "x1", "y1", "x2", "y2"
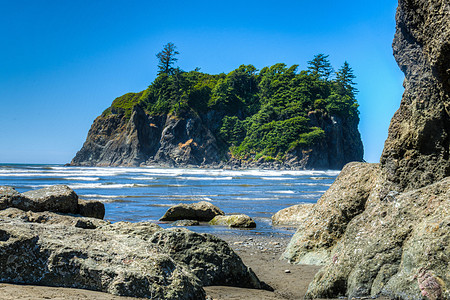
[
  {"x1": 70, "y1": 98, "x2": 363, "y2": 169},
  {"x1": 380, "y1": 0, "x2": 450, "y2": 192},
  {"x1": 209, "y1": 214, "x2": 256, "y2": 228},
  {"x1": 77, "y1": 199, "x2": 105, "y2": 219},
  {"x1": 160, "y1": 201, "x2": 225, "y2": 222},
  {"x1": 0, "y1": 207, "x2": 108, "y2": 228},
  {"x1": 19, "y1": 185, "x2": 78, "y2": 214},
  {"x1": 0, "y1": 216, "x2": 265, "y2": 299},
  {"x1": 0, "y1": 186, "x2": 23, "y2": 210},
  {"x1": 149, "y1": 228, "x2": 263, "y2": 289}
]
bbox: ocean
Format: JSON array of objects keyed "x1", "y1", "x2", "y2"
[{"x1": 0, "y1": 164, "x2": 339, "y2": 236}]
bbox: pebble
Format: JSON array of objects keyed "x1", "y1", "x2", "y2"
[{"x1": 284, "y1": 269, "x2": 291, "y2": 273}]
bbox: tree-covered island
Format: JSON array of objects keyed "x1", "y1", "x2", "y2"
[{"x1": 72, "y1": 45, "x2": 363, "y2": 169}]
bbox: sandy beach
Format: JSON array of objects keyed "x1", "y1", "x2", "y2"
[{"x1": 0, "y1": 231, "x2": 323, "y2": 300}]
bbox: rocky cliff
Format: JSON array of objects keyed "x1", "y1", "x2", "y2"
[
  {"x1": 71, "y1": 106, "x2": 362, "y2": 169},
  {"x1": 282, "y1": 0, "x2": 450, "y2": 299}
]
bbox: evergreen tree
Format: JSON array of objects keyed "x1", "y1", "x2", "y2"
[
  {"x1": 307, "y1": 54, "x2": 334, "y2": 80},
  {"x1": 156, "y1": 42, "x2": 179, "y2": 75},
  {"x1": 336, "y1": 61, "x2": 358, "y2": 97}
]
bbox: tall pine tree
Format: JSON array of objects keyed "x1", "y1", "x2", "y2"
[{"x1": 156, "y1": 42, "x2": 179, "y2": 75}]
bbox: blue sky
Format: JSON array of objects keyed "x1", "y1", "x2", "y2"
[{"x1": 0, "y1": 0, "x2": 404, "y2": 164}]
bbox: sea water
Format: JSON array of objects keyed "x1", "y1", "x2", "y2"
[{"x1": 0, "y1": 164, "x2": 339, "y2": 236}]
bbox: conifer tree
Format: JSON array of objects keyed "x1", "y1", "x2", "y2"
[
  {"x1": 307, "y1": 53, "x2": 334, "y2": 80},
  {"x1": 156, "y1": 42, "x2": 179, "y2": 75}
]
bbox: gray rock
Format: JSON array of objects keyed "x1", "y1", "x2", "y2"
[
  {"x1": 0, "y1": 215, "x2": 265, "y2": 299},
  {"x1": 283, "y1": 162, "x2": 380, "y2": 265},
  {"x1": 209, "y1": 214, "x2": 256, "y2": 228},
  {"x1": 19, "y1": 185, "x2": 78, "y2": 214},
  {"x1": 380, "y1": 0, "x2": 450, "y2": 192},
  {"x1": 0, "y1": 186, "x2": 23, "y2": 210},
  {"x1": 160, "y1": 201, "x2": 224, "y2": 222},
  {"x1": 0, "y1": 207, "x2": 108, "y2": 228},
  {"x1": 271, "y1": 203, "x2": 315, "y2": 226},
  {"x1": 149, "y1": 228, "x2": 263, "y2": 288},
  {"x1": 77, "y1": 199, "x2": 105, "y2": 219}
]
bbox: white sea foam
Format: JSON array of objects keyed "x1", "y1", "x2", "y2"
[
  {"x1": 175, "y1": 176, "x2": 233, "y2": 181},
  {"x1": 128, "y1": 177, "x2": 156, "y2": 180},
  {"x1": 261, "y1": 177, "x2": 296, "y2": 180},
  {"x1": 68, "y1": 183, "x2": 148, "y2": 189},
  {"x1": 64, "y1": 177, "x2": 100, "y2": 181},
  {"x1": 267, "y1": 190, "x2": 295, "y2": 194}
]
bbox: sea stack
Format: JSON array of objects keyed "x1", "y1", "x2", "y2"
[{"x1": 283, "y1": 0, "x2": 450, "y2": 299}]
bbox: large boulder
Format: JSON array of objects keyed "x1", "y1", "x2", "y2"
[
  {"x1": 271, "y1": 203, "x2": 315, "y2": 226},
  {"x1": 0, "y1": 212, "x2": 265, "y2": 299},
  {"x1": 283, "y1": 162, "x2": 380, "y2": 265},
  {"x1": 209, "y1": 214, "x2": 256, "y2": 228},
  {"x1": 0, "y1": 186, "x2": 105, "y2": 220},
  {"x1": 160, "y1": 201, "x2": 224, "y2": 222},
  {"x1": 18, "y1": 185, "x2": 79, "y2": 214}
]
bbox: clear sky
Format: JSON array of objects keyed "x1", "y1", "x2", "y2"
[{"x1": 0, "y1": 0, "x2": 404, "y2": 164}]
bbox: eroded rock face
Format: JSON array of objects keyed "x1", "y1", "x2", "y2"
[
  {"x1": 283, "y1": 163, "x2": 380, "y2": 265},
  {"x1": 284, "y1": 2, "x2": 450, "y2": 298},
  {"x1": 380, "y1": 0, "x2": 450, "y2": 192},
  {"x1": 0, "y1": 211, "x2": 264, "y2": 299},
  {"x1": 71, "y1": 107, "x2": 221, "y2": 167}
]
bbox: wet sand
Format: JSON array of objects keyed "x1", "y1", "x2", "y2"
[{"x1": 0, "y1": 231, "x2": 322, "y2": 300}]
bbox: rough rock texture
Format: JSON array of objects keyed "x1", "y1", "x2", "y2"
[
  {"x1": 71, "y1": 105, "x2": 363, "y2": 169},
  {"x1": 159, "y1": 201, "x2": 225, "y2": 222},
  {"x1": 209, "y1": 214, "x2": 256, "y2": 228},
  {"x1": 283, "y1": 163, "x2": 380, "y2": 265},
  {"x1": 17, "y1": 185, "x2": 78, "y2": 214},
  {"x1": 0, "y1": 186, "x2": 105, "y2": 220},
  {"x1": 0, "y1": 210, "x2": 265, "y2": 299},
  {"x1": 380, "y1": 0, "x2": 450, "y2": 193},
  {"x1": 77, "y1": 199, "x2": 105, "y2": 219},
  {"x1": 284, "y1": 2, "x2": 450, "y2": 299},
  {"x1": 296, "y1": 112, "x2": 364, "y2": 170},
  {"x1": 271, "y1": 203, "x2": 315, "y2": 226},
  {"x1": 71, "y1": 107, "x2": 221, "y2": 167}
]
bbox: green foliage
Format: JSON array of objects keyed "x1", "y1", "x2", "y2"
[{"x1": 102, "y1": 54, "x2": 359, "y2": 161}]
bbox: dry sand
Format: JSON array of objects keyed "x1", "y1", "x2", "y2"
[{"x1": 0, "y1": 231, "x2": 324, "y2": 300}]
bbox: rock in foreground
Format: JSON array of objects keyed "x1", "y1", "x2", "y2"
[
  {"x1": 0, "y1": 211, "x2": 265, "y2": 299},
  {"x1": 284, "y1": 2, "x2": 450, "y2": 298},
  {"x1": 160, "y1": 201, "x2": 224, "y2": 222},
  {"x1": 0, "y1": 185, "x2": 104, "y2": 219}
]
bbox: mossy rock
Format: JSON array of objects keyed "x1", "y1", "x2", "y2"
[{"x1": 209, "y1": 214, "x2": 256, "y2": 228}]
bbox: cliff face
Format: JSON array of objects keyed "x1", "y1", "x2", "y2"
[
  {"x1": 283, "y1": 1, "x2": 450, "y2": 299},
  {"x1": 71, "y1": 106, "x2": 220, "y2": 167},
  {"x1": 381, "y1": 0, "x2": 450, "y2": 192},
  {"x1": 71, "y1": 107, "x2": 362, "y2": 169}
]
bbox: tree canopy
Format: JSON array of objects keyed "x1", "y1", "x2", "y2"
[{"x1": 105, "y1": 55, "x2": 359, "y2": 162}]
